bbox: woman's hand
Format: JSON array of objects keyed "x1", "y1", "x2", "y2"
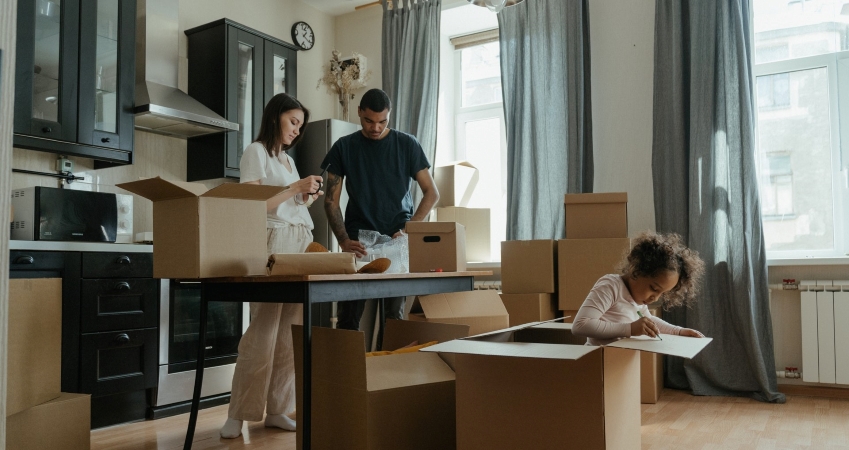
[
  {"x1": 630, "y1": 317, "x2": 661, "y2": 338},
  {"x1": 290, "y1": 175, "x2": 323, "y2": 195},
  {"x1": 678, "y1": 328, "x2": 705, "y2": 338}
]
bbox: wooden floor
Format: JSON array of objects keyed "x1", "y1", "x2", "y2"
[{"x1": 92, "y1": 389, "x2": 849, "y2": 450}]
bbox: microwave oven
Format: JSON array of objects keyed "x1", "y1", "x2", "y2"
[{"x1": 10, "y1": 186, "x2": 118, "y2": 242}]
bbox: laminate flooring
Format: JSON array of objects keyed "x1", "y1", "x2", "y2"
[{"x1": 91, "y1": 389, "x2": 849, "y2": 450}]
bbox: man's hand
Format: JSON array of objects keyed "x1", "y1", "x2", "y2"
[
  {"x1": 630, "y1": 317, "x2": 661, "y2": 338},
  {"x1": 392, "y1": 227, "x2": 406, "y2": 239},
  {"x1": 678, "y1": 328, "x2": 705, "y2": 338},
  {"x1": 340, "y1": 239, "x2": 367, "y2": 258}
]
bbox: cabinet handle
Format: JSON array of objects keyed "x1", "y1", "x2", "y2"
[
  {"x1": 13, "y1": 255, "x2": 35, "y2": 264},
  {"x1": 42, "y1": 127, "x2": 52, "y2": 133},
  {"x1": 115, "y1": 281, "x2": 131, "y2": 291},
  {"x1": 114, "y1": 333, "x2": 131, "y2": 345},
  {"x1": 101, "y1": 137, "x2": 111, "y2": 143},
  {"x1": 116, "y1": 255, "x2": 131, "y2": 265}
]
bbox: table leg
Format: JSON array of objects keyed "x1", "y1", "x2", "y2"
[
  {"x1": 183, "y1": 284, "x2": 208, "y2": 450},
  {"x1": 303, "y1": 296, "x2": 313, "y2": 450},
  {"x1": 377, "y1": 298, "x2": 386, "y2": 351}
]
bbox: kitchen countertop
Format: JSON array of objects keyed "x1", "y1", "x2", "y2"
[{"x1": 9, "y1": 240, "x2": 153, "y2": 253}]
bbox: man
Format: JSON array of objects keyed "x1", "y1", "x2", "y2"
[{"x1": 322, "y1": 88, "x2": 439, "y2": 332}]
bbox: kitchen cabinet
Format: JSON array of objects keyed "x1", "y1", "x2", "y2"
[
  {"x1": 13, "y1": 0, "x2": 137, "y2": 165},
  {"x1": 185, "y1": 19, "x2": 298, "y2": 181}
]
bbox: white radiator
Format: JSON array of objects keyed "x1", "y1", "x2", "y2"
[{"x1": 800, "y1": 280, "x2": 849, "y2": 384}]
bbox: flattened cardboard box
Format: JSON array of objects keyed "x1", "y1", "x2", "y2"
[
  {"x1": 409, "y1": 290, "x2": 509, "y2": 336},
  {"x1": 564, "y1": 192, "x2": 628, "y2": 239},
  {"x1": 6, "y1": 393, "x2": 90, "y2": 450},
  {"x1": 118, "y1": 177, "x2": 287, "y2": 278},
  {"x1": 434, "y1": 161, "x2": 479, "y2": 207},
  {"x1": 501, "y1": 240, "x2": 557, "y2": 294},
  {"x1": 292, "y1": 320, "x2": 469, "y2": 450},
  {"x1": 436, "y1": 207, "x2": 491, "y2": 262},
  {"x1": 423, "y1": 322, "x2": 711, "y2": 450},
  {"x1": 558, "y1": 238, "x2": 631, "y2": 310},
  {"x1": 7, "y1": 279, "x2": 62, "y2": 417},
  {"x1": 499, "y1": 293, "x2": 556, "y2": 327},
  {"x1": 407, "y1": 221, "x2": 467, "y2": 272},
  {"x1": 267, "y1": 252, "x2": 357, "y2": 275}
]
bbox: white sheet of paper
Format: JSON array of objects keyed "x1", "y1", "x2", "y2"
[{"x1": 607, "y1": 334, "x2": 713, "y2": 359}]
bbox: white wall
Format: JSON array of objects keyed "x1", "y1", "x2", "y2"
[
  {"x1": 589, "y1": 0, "x2": 656, "y2": 236},
  {"x1": 334, "y1": 5, "x2": 383, "y2": 122}
]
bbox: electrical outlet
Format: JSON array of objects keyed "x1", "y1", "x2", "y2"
[{"x1": 56, "y1": 157, "x2": 73, "y2": 173}]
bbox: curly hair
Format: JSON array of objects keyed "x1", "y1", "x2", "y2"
[{"x1": 617, "y1": 231, "x2": 705, "y2": 309}]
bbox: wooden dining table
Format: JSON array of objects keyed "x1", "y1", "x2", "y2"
[{"x1": 182, "y1": 270, "x2": 490, "y2": 450}]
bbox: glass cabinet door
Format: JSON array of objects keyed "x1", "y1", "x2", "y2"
[
  {"x1": 264, "y1": 41, "x2": 298, "y2": 107},
  {"x1": 226, "y1": 29, "x2": 264, "y2": 172},
  {"x1": 14, "y1": 0, "x2": 80, "y2": 142}
]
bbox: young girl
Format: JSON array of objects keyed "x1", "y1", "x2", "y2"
[
  {"x1": 220, "y1": 93, "x2": 324, "y2": 439},
  {"x1": 571, "y1": 231, "x2": 706, "y2": 345}
]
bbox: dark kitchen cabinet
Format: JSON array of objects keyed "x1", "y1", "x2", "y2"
[
  {"x1": 13, "y1": 0, "x2": 137, "y2": 165},
  {"x1": 185, "y1": 19, "x2": 298, "y2": 181}
]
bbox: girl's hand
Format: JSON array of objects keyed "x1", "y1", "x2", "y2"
[
  {"x1": 630, "y1": 317, "x2": 660, "y2": 338},
  {"x1": 291, "y1": 175, "x2": 323, "y2": 195},
  {"x1": 679, "y1": 328, "x2": 705, "y2": 338}
]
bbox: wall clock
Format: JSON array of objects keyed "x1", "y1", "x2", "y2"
[{"x1": 291, "y1": 21, "x2": 314, "y2": 51}]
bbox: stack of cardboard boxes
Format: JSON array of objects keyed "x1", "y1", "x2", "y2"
[
  {"x1": 7, "y1": 279, "x2": 91, "y2": 450},
  {"x1": 433, "y1": 162, "x2": 491, "y2": 262},
  {"x1": 499, "y1": 240, "x2": 558, "y2": 326}
]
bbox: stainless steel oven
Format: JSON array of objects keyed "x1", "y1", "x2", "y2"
[{"x1": 152, "y1": 280, "x2": 249, "y2": 410}]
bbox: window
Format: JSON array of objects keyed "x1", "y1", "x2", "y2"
[{"x1": 753, "y1": 0, "x2": 849, "y2": 257}]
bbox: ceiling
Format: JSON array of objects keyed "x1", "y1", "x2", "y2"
[{"x1": 304, "y1": 0, "x2": 383, "y2": 16}]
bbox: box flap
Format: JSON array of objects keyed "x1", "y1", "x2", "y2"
[
  {"x1": 464, "y1": 317, "x2": 566, "y2": 342},
  {"x1": 564, "y1": 192, "x2": 628, "y2": 204},
  {"x1": 383, "y1": 319, "x2": 470, "y2": 351},
  {"x1": 412, "y1": 290, "x2": 507, "y2": 320},
  {"x1": 607, "y1": 334, "x2": 713, "y2": 359},
  {"x1": 406, "y1": 221, "x2": 457, "y2": 234},
  {"x1": 117, "y1": 177, "x2": 208, "y2": 201},
  {"x1": 422, "y1": 340, "x2": 599, "y2": 360},
  {"x1": 366, "y1": 352, "x2": 455, "y2": 392},
  {"x1": 267, "y1": 253, "x2": 357, "y2": 276},
  {"x1": 294, "y1": 325, "x2": 367, "y2": 389},
  {"x1": 202, "y1": 183, "x2": 289, "y2": 201}
]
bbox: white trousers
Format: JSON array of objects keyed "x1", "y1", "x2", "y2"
[{"x1": 228, "y1": 224, "x2": 312, "y2": 421}]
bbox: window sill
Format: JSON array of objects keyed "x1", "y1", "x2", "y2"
[{"x1": 767, "y1": 257, "x2": 849, "y2": 266}]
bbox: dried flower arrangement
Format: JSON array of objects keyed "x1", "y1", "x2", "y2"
[{"x1": 317, "y1": 50, "x2": 372, "y2": 122}]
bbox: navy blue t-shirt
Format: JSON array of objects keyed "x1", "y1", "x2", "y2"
[{"x1": 321, "y1": 129, "x2": 431, "y2": 240}]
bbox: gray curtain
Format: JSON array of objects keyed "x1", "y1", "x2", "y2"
[
  {"x1": 498, "y1": 0, "x2": 593, "y2": 240},
  {"x1": 381, "y1": 0, "x2": 441, "y2": 206},
  {"x1": 652, "y1": 0, "x2": 784, "y2": 403}
]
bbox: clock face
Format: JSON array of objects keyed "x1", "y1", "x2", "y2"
[{"x1": 291, "y1": 22, "x2": 314, "y2": 51}]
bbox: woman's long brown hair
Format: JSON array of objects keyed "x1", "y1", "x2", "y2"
[{"x1": 255, "y1": 93, "x2": 311, "y2": 157}]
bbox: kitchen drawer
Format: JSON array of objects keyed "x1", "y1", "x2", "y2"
[
  {"x1": 81, "y1": 328, "x2": 158, "y2": 396},
  {"x1": 82, "y1": 252, "x2": 153, "y2": 278},
  {"x1": 9, "y1": 250, "x2": 65, "y2": 273},
  {"x1": 81, "y1": 279, "x2": 160, "y2": 333}
]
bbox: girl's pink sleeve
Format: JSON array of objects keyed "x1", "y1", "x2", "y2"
[
  {"x1": 572, "y1": 277, "x2": 631, "y2": 339},
  {"x1": 649, "y1": 315, "x2": 682, "y2": 335}
]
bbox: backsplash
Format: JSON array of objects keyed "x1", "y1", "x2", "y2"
[{"x1": 11, "y1": 130, "x2": 232, "y2": 237}]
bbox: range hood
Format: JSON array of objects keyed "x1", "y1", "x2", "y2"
[{"x1": 134, "y1": 0, "x2": 238, "y2": 138}]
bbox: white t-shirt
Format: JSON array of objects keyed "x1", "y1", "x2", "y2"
[{"x1": 239, "y1": 142, "x2": 314, "y2": 229}]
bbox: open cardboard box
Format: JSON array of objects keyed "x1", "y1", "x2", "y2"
[
  {"x1": 292, "y1": 320, "x2": 470, "y2": 450},
  {"x1": 6, "y1": 393, "x2": 90, "y2": 450},
  {"x1": 422, "y1": 321, "x2": 711, "y2": 450},
  {"x1": 118, "y1": 177, "x2": 287, "y2": 278},
  {"x1": 434, "y1": 161, "x2": 479, "y2": 207},
  {"x1": 267, "y1": 252, "x2": 357, "y2": 276},
  {"x1": 408, "y1": 290, "x2": 509, "y2": 336}
]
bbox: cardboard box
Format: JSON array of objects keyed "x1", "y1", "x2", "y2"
[
  {"x1": 118, "y1": 177, "x2": 286, "y2": 278},
  {"x1": 267, "y1": 252, "x2": 357, "y2": 275},
  {"x1": 435, "y1": 207, "x2": 491, "y2": 262},
  {"x1": 423, "y1": 323, "x2": 712, "y2": 450},
  {"x1": 409, "y1": 290, "x2": 509, "y2": 336},
  {"x1": 564, "y1": 192, "x2": 628, "y2": 239},
  {"x1": 292, "y1": 320, "x2": 469, "y2": 450},
  {"x1": 6, "y1": 393, "x2": 91, "y2": 450},
  {"x1": 499, "y1": 293, "x2": 556, "y2": 327},
  {"x1": 501, "y1": 240, "x2": 557, "y2": 294},
  {"x1": 558, "y1": 238, "x2": 631, "y2": 310},
  {"x1": 434, "y1": 161, "x2": 479, "y2": 207},
  {"x1": 642, "y1": 307, "x2": 664, "y2": 404},
  {"x1": 7, "y1": 279, "x2": 62, "y2": 417},
  {"x1": 407, "y1": 221, "x2": 467, "y2": 272}
]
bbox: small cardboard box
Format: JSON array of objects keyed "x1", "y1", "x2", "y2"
[
  {"x1": 292, "y1": 320, "x2": 469, "y2": 450},
  {"x1": 423, "y1": 322, "x2": 712, "y2": 450},
  {"x1": 7, "y1": 279, "x2": 62, "y2": 417},
  {"x1": 499, "y1": 293, "x2": 556, "y2": 327},
  {"x1": 407, "y1": 221, "x2": 467, "y2": 272},
  {"x1": 6, "y1": 393, "x2": 91, "y2": 450},
  {"x1": 267, "y1": 253, "x2": 357, "y2": 275},
  {"x1": 564, "y1": 192, "x2": 628, "y2": 239},
  {"x1": 434, "y1": 161, "x2": 479, "y2": 207},
  {"x1": 435, "y1": 207, "x2": 491, "y2": 262},
  {"x1": 558, "y1": 238, "x2": 631, "y2": 310},
  {"x1": 501, "y1": 240, "x2": 557, "y2": 294},
  {"x1": 409, "y1": 290, "x2": 509, "y2": 336},
  {"x1": 118, "y1": 177, "x2": 287, "y2": 278}
]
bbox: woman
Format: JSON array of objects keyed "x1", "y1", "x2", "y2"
[{"x1": 221, "y1": 93, "x2": 323, "y2": 439}]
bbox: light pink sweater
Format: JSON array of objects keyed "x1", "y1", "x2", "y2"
[{"x1": 572, "y1": 274, "x2": 682, "y2": 345}]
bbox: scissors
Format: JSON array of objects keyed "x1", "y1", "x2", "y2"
[{"x1": 310, "y1": 163, "x2": 330, "y2": 196}]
